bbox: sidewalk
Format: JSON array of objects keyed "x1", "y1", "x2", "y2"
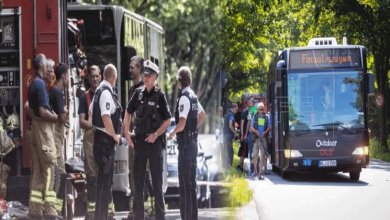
[{"x1": 235, "y1": 194, "x2": 260, "y2": 220}]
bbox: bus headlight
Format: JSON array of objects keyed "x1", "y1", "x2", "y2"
[
  {"x1": 284, "y1": 149, "x2": 303, "y2": 158},
  {"x1": 352, "y1": 147, "x2": 369, "y2": 155}
]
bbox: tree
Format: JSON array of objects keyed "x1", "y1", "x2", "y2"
[{"x1": 314, "y1": 0, "x2": 390, "y2": 151}]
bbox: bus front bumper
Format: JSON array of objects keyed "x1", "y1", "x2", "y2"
[{"x1": 285, "y1": 155, "x2": 369, "y2": 172}]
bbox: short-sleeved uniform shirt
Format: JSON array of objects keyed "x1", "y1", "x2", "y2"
[
  {"x1": 78, "y1": 90, "x2": 95, "y2": 120},
  {"x1": 90, "y1": 80, "x2": 116, "y2": 134},
  {"x1": 127, "y1": 86, "x2": 171, "y2": 122},
  {"x1": 28, "y1": 73, "x2": 51, "y2": 117},
  {"x1": 49, "y1": 84, "x2": 65, "y2": 115},
  {"x1": 128, "y1": 80, "x2": 144, "y2": 103},
  {"x1": 223, "y1": 110, "x2": 235, "y2": 138},
  {"x1": 177, "y1": 87, "x2": 204, "y2": 119}
]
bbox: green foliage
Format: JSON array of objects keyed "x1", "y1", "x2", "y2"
[
  {"x1": 224, "y1": 141, "x2": 253, "y2": 207},
  {"x1": 370, "y1": 137, "x2": 390, "y2": 162}
]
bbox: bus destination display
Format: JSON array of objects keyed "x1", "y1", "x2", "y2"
[{"x1": 289, "y1": 48, "x2": 361, "y2": 69}]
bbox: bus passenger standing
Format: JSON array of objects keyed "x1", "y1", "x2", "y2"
[
  {"x1": 223, "y1": 103, "x2": 238, "y2": 170},
  {"x1": 250, "y1": 102, "x2": 267, "y2": 180},
  {"x1": 27, "y1": 54, "x2": 59, "y2": 219},
  {"x1": 168, "y1": 66, "x2": 205, "y2": 220}
]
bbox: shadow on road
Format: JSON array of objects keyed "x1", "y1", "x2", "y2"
[
  {"x1": 262, "y1": 171, "x2": 369, "y2": 186},
  {"x1": 368, "y1": 158, "x2": 390, "y2": 172}
]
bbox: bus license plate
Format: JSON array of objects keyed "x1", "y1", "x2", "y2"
[{"x1": 318, "y1": 160, "x2": 337, "y2": 167}]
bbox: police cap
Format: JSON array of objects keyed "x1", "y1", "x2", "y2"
[{"x1": 144, "y1": 60, "x2": 159, "y2": 75}]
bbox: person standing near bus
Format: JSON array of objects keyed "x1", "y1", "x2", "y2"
[
  {"x1": 123, "y1": 60, "x2": 171, "y2": 220},
  {"x1": 247, "y1": 99, "x2": 257, "y2": 173},
  {"x1": 49, "y1": 63, "x2": 70, "y2": 217},
  {"x1": 236, "y1": 100, "x2": 254, "y2": 172},
  {"x1": 78, "y1": 65, "x2": 104, "y2": 220},
  {"x1": 27, "y1": 53, "x2": 59, "y2": 219},
  {"x1": 223, "y1": 103, "x2": 238, "y2": 170},
  {"x1": 168, "y1": 66, "x2": 205, "y2": 220},
  {"x1": 250, "y1": 102, "x2": 267, "y2": 180},
  {"x1": 91, "y1": 64, "x2": 122, "y2": 220}
]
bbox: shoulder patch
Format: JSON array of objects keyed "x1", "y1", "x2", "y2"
[
  {"x1": 180, "y1": 105, "x2": 184, "y2": 112},
  {"x1": 106, "y1": 102, "x2": 110, "y2": 110}
]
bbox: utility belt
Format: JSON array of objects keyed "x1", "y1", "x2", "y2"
[
  {"x1": 177, "y1": 130, "x2": 198, "y2": 146},
  {"x1": 95, "y1": 129, "x2": 116, "y2": 147}
]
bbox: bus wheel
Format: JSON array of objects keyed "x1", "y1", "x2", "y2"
[{"x1": 349, "y1": 171, "x2": 360, "y2": 181}]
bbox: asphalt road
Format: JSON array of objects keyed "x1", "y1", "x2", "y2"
[{"x1": 248, "y1": 158, "x2": 390, "y2": 220}]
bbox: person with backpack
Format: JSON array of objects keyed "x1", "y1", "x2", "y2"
[{"x1": 250, "y1": 102, "x2": 269, "y2": 180}]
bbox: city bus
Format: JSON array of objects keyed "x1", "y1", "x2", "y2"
[{"x1": 267, "y1": 37, "x2": 375, "y2": 180}]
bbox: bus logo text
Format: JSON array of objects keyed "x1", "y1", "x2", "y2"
[{"x1": 316, "y1": 140, "x2": 337, "y2": 148}]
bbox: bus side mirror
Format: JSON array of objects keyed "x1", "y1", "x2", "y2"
[
  {"x1": 368, "y1": 72, "x2": 375, "y2": 94},
  {"x1": 121, "y1": 46, "x2": 137, "y2": 81}
]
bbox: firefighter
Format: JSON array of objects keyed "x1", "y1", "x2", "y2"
[
  {"x1": 78, "y1": 65, "x2": 103, "y2": 220},
  {"x1": 48, "y1": 63, "x2": 70, "y2": 216},
  {"x1": 168, "y1": 66, "x2": 205, "y2": 220},
  {"x1": 123, "y1": 60, "x2": 171, "y2": 220},
  {"x1": 27, "y1": 54, "x2": 59, "y2": 219},
  {"x1": 91, "y1": 64, "x2": 122, "y2": 220}
]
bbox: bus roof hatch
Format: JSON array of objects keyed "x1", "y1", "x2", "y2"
[{"x1": 307, "y1": 37, "x2": 338, "y2": 46}]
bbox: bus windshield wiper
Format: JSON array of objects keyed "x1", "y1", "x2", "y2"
[{"x1": 313, "y1": 122, "x2": 356, "y2": 133}]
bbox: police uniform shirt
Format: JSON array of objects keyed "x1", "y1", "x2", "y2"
[
  {"x1": 126, "y1": 86, "x2": 171, "y2": 123},
  {"x1": 128, "y1": 80, "x2": 144, "y2": 102},
  {"x1": 49, "y1": 85, "x2": 65, "y2": 115},
  {"x1": 78, "y1": 91, "x2": 95, "y2": 120},
  {"x1": 28, "y1": 73, "x2": 52, "y2": 117},
  {"x1": 90, "y1": 80, "x2": 116, "y2": 134},
  {"x1": 178, "y1": 87, "x2": 204, "y2": 119}
]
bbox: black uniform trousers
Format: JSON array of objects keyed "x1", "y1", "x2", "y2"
[
  {"x1": 133, "y1": 136, "x2": 165, "y2": 220},
  {"x1": 93, "y1": 129, "x2": 116, "y2": 220},
  {"x1": 178, "y1": 136, "x2": 198, "y2": 220}
]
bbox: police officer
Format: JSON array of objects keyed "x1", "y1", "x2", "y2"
[
  {"x1": 123, "y1": 60, "x2": 171, "y2": 220},
  {"x1": 126, "y1": 56, "x2": 144, "y2": 220},
  {"x1": 168, "y1": 66, "x2": 205, "y2": 220},
  {"x1": 49, "y1": 63, "x2": 70, "y2": 216},
  {"x1": 79, "y1": 65, "x2": 104, "y2": 220},
  {"x1": 91, "y1": 64, "x2": 122, "y2": 220},
  {"x1": 27, "y1": 54, "x2": 59, "y2": 220}
]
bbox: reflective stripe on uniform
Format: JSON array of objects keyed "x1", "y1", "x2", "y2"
[
  {"x1": 109, "y1": 200, "x2": 115, "y2": 212},
  {"x1": 30, "y1": 196, "x2": 44, "y2": 204},
  {"x1": 30, "y1": 190, "x2": 42, "y2": 198},
  {"x1": 87, "y1": 202, "x2": 96, "y2": 212},
  {"x1": 30, "y1": 190, "x2": 44, "y2": 204},
  {"x1": 56, "y1": 198, "x2": 63, "y2": 211},
  {"x1": 44, "y1": 167, "x2": 56, "y2": 203}
]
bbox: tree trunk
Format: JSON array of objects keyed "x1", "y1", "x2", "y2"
[{"x1": 373, "y1": 48, "x2": 388, "y2": 151}]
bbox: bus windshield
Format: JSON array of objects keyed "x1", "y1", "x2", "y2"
[{"x1": 288, "y1": 71, "x2": 364, "y2": 131}]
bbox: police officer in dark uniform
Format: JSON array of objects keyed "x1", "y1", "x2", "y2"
[
  {"x1": 168, "y1": 66, "x2": 205, "y2": 220},
  {"x1": 123, "y1": 60, "x2": 171, "y2": 220},
  {"x1": 91, "y1": 64, "x2": 122, "y2": 220}
]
